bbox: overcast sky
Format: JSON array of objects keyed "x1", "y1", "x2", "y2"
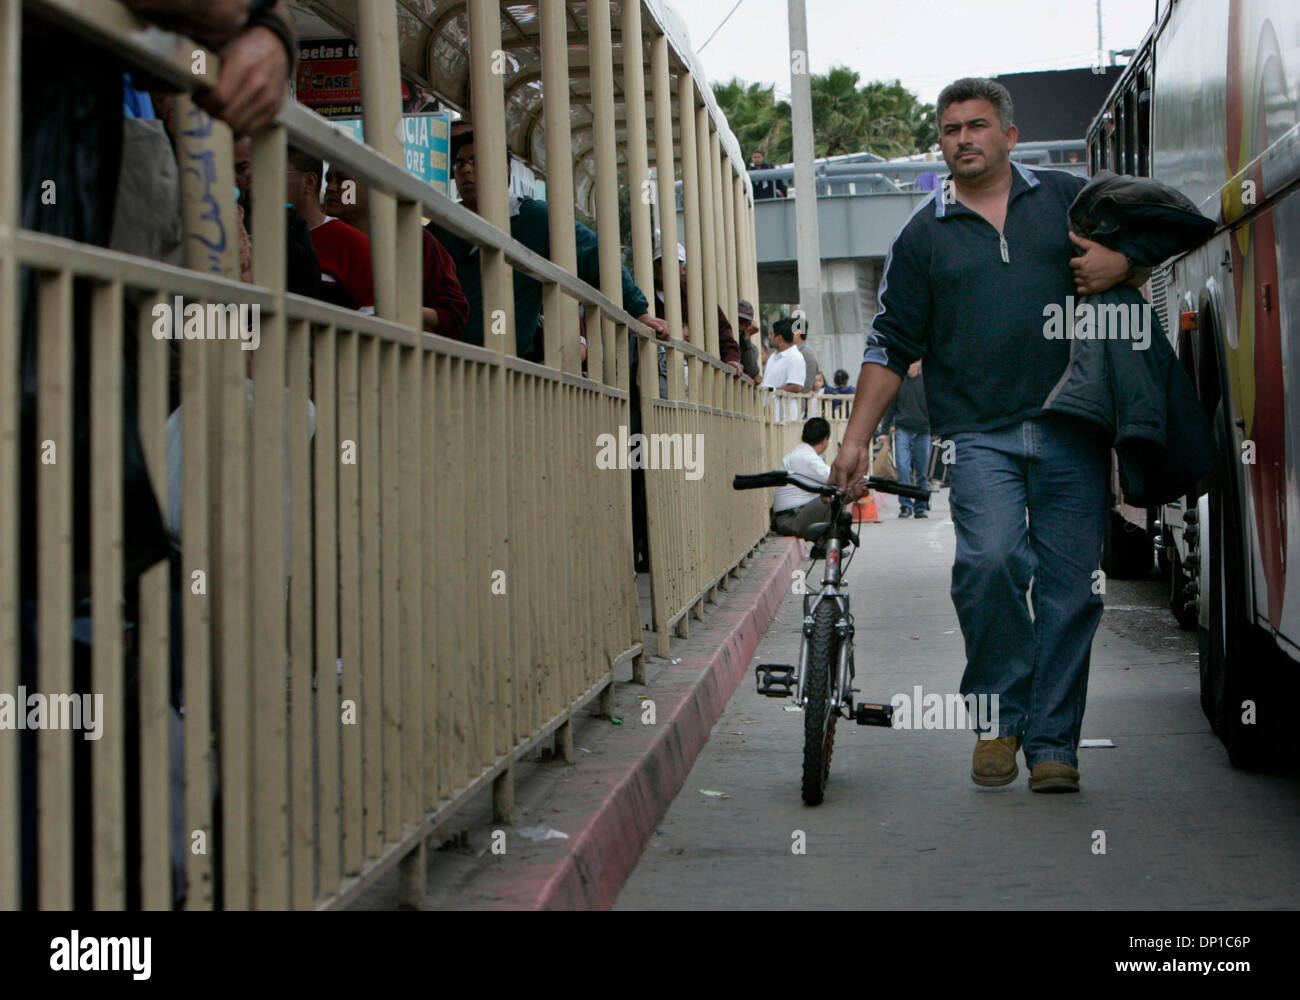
[{"x1": 670, "y1": 0, "x2": 1161, "y2": 105}]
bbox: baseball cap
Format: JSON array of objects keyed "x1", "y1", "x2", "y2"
[
  {"x1": 653, "y1": 241, "x2": 686, "y2": 263},
  {"x1": 738, "y1": 299, "x2": 754, "y2": 322}
]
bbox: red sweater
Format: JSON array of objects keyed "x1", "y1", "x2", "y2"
[
  {"x1": 423, "y1": 228, "x2": 469, "y2": 339},
  {"x1": 310, "y1": 217, "x2": 374, "y2": 312}
]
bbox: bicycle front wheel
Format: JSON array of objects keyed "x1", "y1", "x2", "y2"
[{"x1": 801, "y1": 601, "x2": 838, "y2": 805}]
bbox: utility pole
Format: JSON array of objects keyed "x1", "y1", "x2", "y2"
[
  {"x1": 1096, "y1": 0, "x2": 1104, "y2": 72},
  {"x1": 787, "y1": 0, "x2": 824, "y2": 363}
]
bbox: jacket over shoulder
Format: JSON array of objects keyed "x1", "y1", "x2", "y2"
[{"x1": 1044, "y1": 171, "x2": 1216, "y2": 507}]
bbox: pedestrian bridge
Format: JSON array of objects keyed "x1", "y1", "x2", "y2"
[{"x1": 1, "y1": 0, "x2": 848, "y2": 912}]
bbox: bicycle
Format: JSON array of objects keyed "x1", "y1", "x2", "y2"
[{"x1": 732, "y1": 470, "x2": 932, "y2": 805}]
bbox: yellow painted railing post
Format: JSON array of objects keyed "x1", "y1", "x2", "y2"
[
  {"x1": 651, "y1": 34, "x2": 683, "y2": 342},
  {"x1": 540, "y1": 0, "x2": 580, "y2": 376},
  {"x1": 622, "y1": 0, "x2": 653, "y2": 685},
  {"x1": 539, "y1": 0, "x2": 580, "y2": 760},
  {"x1": 722, "y1": 167, "x2": 738, "y2": 333},
  {"x1": 249, "y1": 124, "x2": 288, "y2": 909},
  {"x1": 590, "y1": 0, "x2": 625, "y2": 714},
  {"x1": 695, "y1": 105, "x2": 720, "y2": 373},
  {"x1": 678, "y1": 72, "x2": 704, "y2": 385},
  {"x1": 467, "y1": 0, "x2": 513, "y2": 780}
]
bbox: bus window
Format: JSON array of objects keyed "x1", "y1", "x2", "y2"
[
  {"x1": 1137, "y1": 78, "x2": 1152, "y2": 176},
  {"x1": 1124, "y1": 86, "x2": 1138, "y2": 175},
  {"x1": 1112, "y1": 100, "x2": 1125, "y2": 173}
]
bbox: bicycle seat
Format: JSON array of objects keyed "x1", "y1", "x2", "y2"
[
  {"x1": 800, "y1": 507, "x2": 853, "y2": 541},
  {"x1": 802, "y1": 508, "x2": 859, "y2": 549}
]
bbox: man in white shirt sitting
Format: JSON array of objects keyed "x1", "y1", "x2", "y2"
[
  {"x1": 761, "y1": 317, "x2": 807, "y2": 423},
  {"x1": 771, "y1": 417, "x2": 833, "y2": 537}
]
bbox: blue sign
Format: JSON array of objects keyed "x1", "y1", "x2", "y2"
[{"x1": 332, "y1": 112, "x2": 452, "y2": 194}]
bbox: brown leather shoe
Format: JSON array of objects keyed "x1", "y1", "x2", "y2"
[
  {"x1": 971, "y1": 735, "x2": 1021, "y2": 787},
  {"x1": 1028, "y1": 761, "x2": 1080, "y2": 793}
]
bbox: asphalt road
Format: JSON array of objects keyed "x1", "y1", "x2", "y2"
[{"x1": 615, "y1": 489, "x2": 1300, "y2": 909}]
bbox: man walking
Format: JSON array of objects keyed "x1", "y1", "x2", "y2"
[
  {"x1": 828, "y1": 78, "x2": 1140, "y2": 793},
  {"x1": 885, "y1": 360, "x2": 931, "y2": 518}
]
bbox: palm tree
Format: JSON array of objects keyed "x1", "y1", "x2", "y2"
[
  {"x1": 809, "y1": 66, "x2": 871, "y2": 157},
  {"x1": 713, "y1": 69, "x2": 936, "y2": 165},
  {"x1": 712, "y1": 78, "x2": 792, "y2": 164}
]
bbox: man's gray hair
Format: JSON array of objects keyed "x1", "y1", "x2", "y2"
[{"x1": 936, "y1": 77, "x2": 1015, "y2": 131}]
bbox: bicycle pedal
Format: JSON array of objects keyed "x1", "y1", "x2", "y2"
[
  {"x1": 755, "y1": 663, "x2": 796, "y2": 697},
  {"x1": 854, "y1": 702, "x2": 894, "y2": 727}
]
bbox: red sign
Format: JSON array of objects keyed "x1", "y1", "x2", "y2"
[{"x1": 296, "y1": 39, "x2": 361, "y2": 118}]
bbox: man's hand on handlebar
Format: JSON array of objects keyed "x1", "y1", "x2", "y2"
[{"x1": 829, "y1": 436, "x2": 873, "y2": 501}]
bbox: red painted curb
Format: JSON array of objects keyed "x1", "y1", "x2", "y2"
[{"x1": 480, "y1": 537, "x2": 804, "y2": 910}]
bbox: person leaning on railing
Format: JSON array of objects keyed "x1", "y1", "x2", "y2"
[
  {"x1": 286, "y1": 147, "x2": 377, "y2": 314},
  {"x1": 737, "y1": 300, "x2": 762, "y2": 380},
  {"x1": 651, "y1": 242, "x2": 744, "y2": 382},
  {"x1": 323, "y1": 163, "x2": 469, "y2": 338},
  {"x1": 233, "y1": 134, "x2": 324, "y2": 299},
  {"x1": 121, "y1": 0, "x2": 297, "y2": 136},
  {"x1": 429, "y1": 125, "x2": 670, "y2": 362}
]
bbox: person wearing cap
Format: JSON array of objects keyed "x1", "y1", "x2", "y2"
[
  {"x1": 431, "y1": 126, "x2": 668, "y2": 360},
  {"x1": 737, "y1": 299, "x2": 761, "y2": 380},
  {"x1": 651, "y1": 241, "x2": 743, "y2": 380}
]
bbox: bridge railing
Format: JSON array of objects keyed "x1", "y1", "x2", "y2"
[{"x1": 0, "y1": 0, "x2": 764, "y2": 911}]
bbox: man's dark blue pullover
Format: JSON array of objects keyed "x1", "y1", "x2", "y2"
[{"x1": 863, "y1": 163, "x2": 1088, "y2": 437}]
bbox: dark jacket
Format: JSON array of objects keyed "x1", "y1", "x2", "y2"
[
  {"x1": 748, "y1": 161, "x2": 787, "y2": 200},
  {"x1": 864, "y1": 163, "x2": 1086, "y2": 436},
  {"x1": 1043, "y1": 171, "x2": 1217, "y2": 506}
]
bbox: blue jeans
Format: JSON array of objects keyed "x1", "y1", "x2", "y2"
[
  {"x1": 894, "y1": 429, "x2": 931, "y2": 511},
  {"x1": 947, "y1": 414, "x2": 1109, "y2": 768}
]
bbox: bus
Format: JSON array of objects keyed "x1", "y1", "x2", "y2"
[{"x1": 1086, "y1": 0, "x2": 1300, "y2": 767}]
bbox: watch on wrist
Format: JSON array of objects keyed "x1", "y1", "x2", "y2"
[{"x1": 245, "y1": 1, "x2": 296, "y2": 77}]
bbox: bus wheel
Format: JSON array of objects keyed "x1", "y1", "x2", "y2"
[
  {"x1": 1168, "y1": 508, "x2": 1199, "y2": 631},
  {"x1": 1202, "y1": 401, "x2": 1270, "y2": 768}
]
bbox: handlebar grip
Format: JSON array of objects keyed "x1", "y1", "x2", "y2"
[
  {"x1": 865, "y1": 476, "x2": 931, "y2": 502},
  {"x1": 733, "y1": 470, "x2": 788, "y2": 490}
]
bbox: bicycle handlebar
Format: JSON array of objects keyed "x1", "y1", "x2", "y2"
[
  {"x1": 731, "y1": 471, "x2": 791, "y2": 490},
  {"x1": 732, "y1": 470, "x2": 931, "y2": 503}
]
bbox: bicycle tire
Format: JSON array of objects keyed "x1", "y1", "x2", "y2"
[{"x1": 801, "y1": 601, "x2": 838, "y2": 805}]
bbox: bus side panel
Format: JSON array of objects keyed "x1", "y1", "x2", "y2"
[
  {"x1": 1152, "y1": 0, "x2": 1230, "y2": 213},
  {"x1": 1274, "y1": 191, "x2": 1300, "y2": 662}
]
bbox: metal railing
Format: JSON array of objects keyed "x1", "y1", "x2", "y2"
[{"x1": 0, "y1": 0, "x2": 787, "y2": 910}]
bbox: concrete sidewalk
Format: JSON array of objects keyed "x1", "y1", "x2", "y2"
[
  {"x1": 616, "y1": 490, "x2": 1300, "y2": 909},
  {"x1": 350, "y1": 533, "x2": 804, "y2": 910}
]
